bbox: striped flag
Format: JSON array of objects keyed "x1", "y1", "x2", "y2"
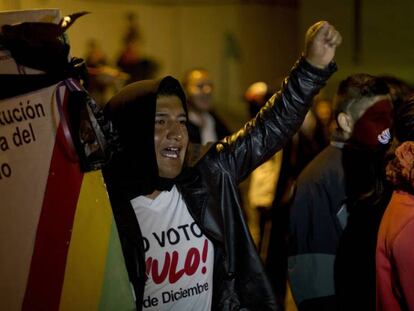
[{"x1": 0, "y1": 82, "x2": 135, "y2": 311}]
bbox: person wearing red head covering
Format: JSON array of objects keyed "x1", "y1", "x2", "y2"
[{"x1": 376, "y1": 95, "x2": 414, "y2": 311}]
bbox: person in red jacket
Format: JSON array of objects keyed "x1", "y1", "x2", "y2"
[{"x1": 376, "y1": 95, "x2": 414, "y2": 310}]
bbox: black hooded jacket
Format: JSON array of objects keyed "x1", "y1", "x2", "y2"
[{"x1": 103, "y1": 58, "x2": 336, "y2": 310}]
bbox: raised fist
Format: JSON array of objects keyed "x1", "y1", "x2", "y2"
[{"x1": 304, "y1": 21, "x2": 342, "y2": 69}]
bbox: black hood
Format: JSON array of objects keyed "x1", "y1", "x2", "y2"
[{"x1": 103, "y1": 76, "x2": 187, "y2": 199}]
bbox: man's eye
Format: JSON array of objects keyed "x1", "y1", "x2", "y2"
[
  {"x1": 180, "y1": 119, "x2": 187, "y2": 125},
  {"x1": 156, "y1": 119, "x2": 166, "y2": 125}
]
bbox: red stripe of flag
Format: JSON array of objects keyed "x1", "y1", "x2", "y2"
[{"x1": 22, "y1": 104, "x2": 83, "y2": 310}]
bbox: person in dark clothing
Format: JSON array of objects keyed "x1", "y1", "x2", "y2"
[
  {"x1": 182, "y1": 68, "x2": 230, "y2": 144},
  {"x1": 334, "y1": 147, "x2": 393, "y2": 311},
  {"x1": 103, "y1": 21, "x2": 341, "y2": 311},
  {"x1": 116, "y1": 13, "x2": 159, "y2": 83},
  {"x1": 288, "y1": 73, "x2": 393, "y2": 311},
  {"x1": 334, "y1": 77, "x2": 396, "y2": 311}
]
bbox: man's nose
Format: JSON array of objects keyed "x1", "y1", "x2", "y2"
[
  {"x1": 202, "y1": 84, "x2": 212, "y2": 94},
  {"x1": 167, "y1": 122, "x2": 184, "y2": 140}
]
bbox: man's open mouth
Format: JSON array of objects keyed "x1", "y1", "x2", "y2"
[{"x1": 161, "y1": 147, "x2": 180, "y2": 159}]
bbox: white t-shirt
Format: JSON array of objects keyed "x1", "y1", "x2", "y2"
[{"x1": 130, "y1": 186, "x2": 214, "y2": 310}]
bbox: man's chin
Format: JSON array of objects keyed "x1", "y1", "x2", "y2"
[{"x1": 158, "y1": 167, "x2": 183, "y2": 179}]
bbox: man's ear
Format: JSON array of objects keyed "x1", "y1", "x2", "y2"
[{"x1": 337, "y1": 112, "x2": 353, "y2": 134}]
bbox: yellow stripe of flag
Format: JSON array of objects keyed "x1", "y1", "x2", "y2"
[{"x1": 59, "y1": 171, "x2": 112, "y2": 311}]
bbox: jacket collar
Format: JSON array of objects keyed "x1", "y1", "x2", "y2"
[{"x1": 177, "y1": 168, "x2": 225, "y2": 246}]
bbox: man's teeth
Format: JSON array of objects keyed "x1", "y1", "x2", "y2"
[{"x1": 162, "y1": 147, "x2": 180, "y2": 158}]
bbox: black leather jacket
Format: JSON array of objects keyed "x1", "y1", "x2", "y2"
[
  {"x1": 107, "y1": 57, "x2": 336, "y2": 311},
  {"x1": 179, "y1": 58, "x2": 335, "y2": 310}
]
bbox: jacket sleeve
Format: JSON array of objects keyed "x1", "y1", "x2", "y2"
[
  {"x1": 287, "y1": 155, "x2": 343, "y2": 308},
  {"x1": 392, "y1": 217, "x2": 414, "y2": 309},
  {"x1": 204, "y1": 57, "x2": 336, "y2": 184}
]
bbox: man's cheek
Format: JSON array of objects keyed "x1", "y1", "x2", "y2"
[
  {"x1": 352, "y1": 120, "x2": 386, "y2": 147},
  {"x1": 351, "y1": 100, "x2": 392, "y2": 148}
]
